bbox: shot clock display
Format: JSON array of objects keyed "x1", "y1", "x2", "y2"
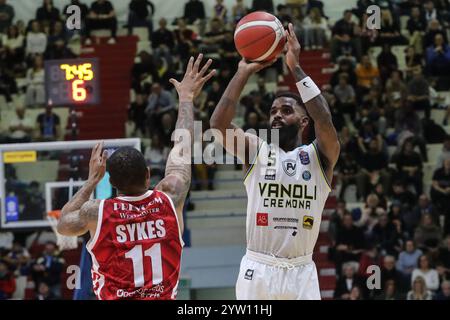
[{"x1": 45, "y1": 58, "x2": 100, "y2": 105}]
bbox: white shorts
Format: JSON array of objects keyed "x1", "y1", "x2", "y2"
[{"x1": 236, "y1": 250, "x2": 321, "y2": 300}]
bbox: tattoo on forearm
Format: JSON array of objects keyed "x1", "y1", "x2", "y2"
[{"x1": 61, "y1": 181, "x2": 96, "y2": 217}]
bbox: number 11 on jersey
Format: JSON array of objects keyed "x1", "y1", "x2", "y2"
[{"x1": 125, "y1": 243, "x2": 163, "y2": 288}]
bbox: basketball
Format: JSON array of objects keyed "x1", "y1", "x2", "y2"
[{"x1": 234, "y1": 11, "x2": 287, "y2": 62}]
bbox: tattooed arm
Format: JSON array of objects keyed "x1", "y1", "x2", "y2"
[
  {"x1": 155, "y1": 54, "x2": 215, "y2": 232},
  {"x1": 57, "y1": 142, "x2": 107, "y2": 236}
]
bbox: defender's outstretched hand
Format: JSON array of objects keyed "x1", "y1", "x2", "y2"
[
  {"x1": 170, "y1": 54, "x2": 216, "y2": 101},
  {"x1": 285, "y1": 23, "x2": 301, "y2": 72}
]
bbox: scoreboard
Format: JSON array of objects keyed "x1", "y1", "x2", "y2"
[{"x1": 45, "y1": 58, "x2": 100, "y2": 105}]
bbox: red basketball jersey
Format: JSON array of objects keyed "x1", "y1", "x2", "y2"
[{"x1": 86, "y1": 190, "x2": 183, "y2": 300}]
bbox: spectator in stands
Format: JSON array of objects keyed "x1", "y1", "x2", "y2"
[
  {"x1": 251, "y1": 0, "x2": 274, "y2": 13},
  {"x1": 7, "y1": 106, "x2": 34, "y2": 143},
  {"x1": 337, "y1": 152, "x2": 360, "y2": 200},
  {"x1": 434, "y1": 280, "x2": 450, "y2": 300},
  {"x1": 145, "y1": 83, "x2": 175, "y2": 134},
  {"x1": 431, "y1": 158, "x2": 450, "y2": 234},
  {"x1": 183, "y1": 0, "x2": 205, "y2": 25},
  {"x1": 436, "y1": 135, "x2": 450, "y2": 170},
  {"x1": 0, "y1": 260, "x2": 15, "y2": 299},
  {"x1": 128, "y1": 93, "x2": 148, "y2": 136},
  {"x1": 144, "y1": 133, "x2": 169, "y2": 184},
  {"x1": 402, "y1": 194, "x2": 435, "y2": 238},
  {"x1": 407, "y1": 65, "x2": 430, "y2": 118},
  {"x1": 25, "y1": 20, "x2": 47, "y2": 61},
  {"x1": 437, "y1": 236, "x2": 450, "y2": 281},
  {"x1": 423, "y1": 19, "x2": 448, "y2": 51},
  {"x1": 355, "y1": 55, "x2": 380, "y2": 96},
  {"x1": 377, "y1": 43, "x2": 398, "y2": 84},
  {"x1": 2, "y1": 25, "x2": 25, "y2": 73},
  {"x1": 404, "y1": 46, "x2": 424, "y2": 77},
  {"x1": 372, "y1": 214, "x2": 402, "y2": 256},
  {"x1": 302, "y1": 7, "x2": 327, "y2": 50},
  {"x1": 376, "y1": 8, "x2": 404, "y2": 46},
  {"x1": 3, "y1": 242, "x2": 31, "y2": 276},
  {"x1": 219, "y1": 31, "x2": 240, "y2": 71},
  {"x1": 213, "y1": 0, "x2": 227, "y2": 23},
  {"x1": 330, "y1": 59, "x2": 357, "y2": 87},
  {"x1": 36, "y1": 0, "x2": 61, "y2": 28},
  {"x1": 35, "y1": 281, "x2": 56, "y2": 300},
  {"x1": 0, "y1": 66, "x2": 17, "y2": 104},
  {"x1": 357, "y1": 138, "x2": 390, "y2": 200},
  {"x1": 25, "y1": 54, "x2": 45, "y2": 107},
  {"x1": 0, "y1": 0, "x2": 14, "y2": 34},
  {"x1": 22, "y1": 181, "x2": 45, "y2": 220},
  {"x1": 157, "y1": 112, "x2": 175, "y2": 147},
  {"x1": 414, "y1": 213, "x2": 443, "y2": 252},
  {"x1": 334, "y1": 73, "x2": 356, "y2": 120},
  {"x1": 385, "y1": 70, "x2": 407, "y2": 119},
  {"x1": 397, "y1": 240, "x2": 423, "y2": 279},
  {"x1": 242, "y1": 112, "x2": 261, "y2": 132},
  {"x1": 85, "y1": 0, "x2": 117, "y2": 45},
  {"x1": 151, "y1": 18, "x2": 175, "y2": 52},
  {"x1": 358, "y1": 11, "x2": 378, "y2": 54},
  {"x1": 174, "y1": 18, "x2": 197, "y2": 65},
  {"x1": 36, "y1": 105, "x2": 61, "y2": 141},
  {"x1": 381, "y1": 255, "x2": 405, "y2": 292},
  {"x1": 127, "y1": 0, "x2": 154, "y2": 37},
  {"x1": 407, "y1": 6, "x2": 427, "y2": 54},
  {"x1": 331, "y1": 213, "x2": 365, "y2": 274},
  {"x1": 333, "y1": 262, "x2": 364, "y2": 300},
  {"x1": 330, "y1": 10, "x2": 361, "y2": 62},
  {"x1": 205, "y1": 80, "x2": 222, "y2": 118},
  {"x1": 376, "y1": 279, "x2": 404, "y2": 300},
  {"x1": 355, "y1": 193, "x2": 386, "y2": 233},
  {"x1": 423, "y1": 0, "x2": 441, "y2": 24},
  {"x1": 329, "y1": 199, "x2": 350, "y2": 243},
  {"x1": 394, "y1": 139, "x2": 423, "y2": 195},
  {"x1": 358, "y1": 244, "x2": 382, "y2": 279},
  {"x1": 231, "y1": 0, "x2": 248, "y2": 23},
  {"x1": 412, "y1": 254, "x2": 440, "y2": 291},
  {"x1": 426, "y1": 34, "x2": 450, "y2": 78},
  {"x1": 407, "y1": 275, "x2": 433, "y2": 300},
  {"x1": 46, "y1": 20, "x2": 75, "y2": 60},
  {"x1": 200, "y1": 18, "x2": 226, "y2": 54},
  {"x1": 254, "y1": 77, "x2": 275, "y2": 103},
  {"x1": 31, "y1": 242, "x2": 64, "y2": 298}
]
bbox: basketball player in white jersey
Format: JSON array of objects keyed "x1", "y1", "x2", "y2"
[{"x1": 210, "y1": 23, "x2": 340, "y2": 300}]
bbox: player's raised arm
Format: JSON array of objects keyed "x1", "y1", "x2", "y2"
[
  {"x1": 209, "y1": 59, "x2": 273, "y2": 169},
  {"x1": 57, "y1": 142, "x2": 107, "y2": 236},
  {"x1": 285, "y1": 23, "x2": 340, "y2": 182},
  {"x1": 155, "y1": 54, "x2": 215, "y2": 231}
]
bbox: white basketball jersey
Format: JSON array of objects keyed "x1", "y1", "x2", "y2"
[{"x1": 244, "y1": 141, "x2": 331, "y2": 258}]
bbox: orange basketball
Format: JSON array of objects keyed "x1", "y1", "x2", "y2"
[{"x1": 234, "y1": 11, "x2": 286, "y2": 62}]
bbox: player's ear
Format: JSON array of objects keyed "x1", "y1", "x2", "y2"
[{"x1": 300, "y1": 115, "x2": 309, "y2": 130}]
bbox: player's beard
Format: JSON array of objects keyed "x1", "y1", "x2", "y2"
[{"x1": 269, "y1": 123, "x2": 300, "y2": 145}]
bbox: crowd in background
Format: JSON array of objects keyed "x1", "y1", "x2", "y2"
[{"x1": 1, "y1": 0, "x2": 450, "y2": 300}]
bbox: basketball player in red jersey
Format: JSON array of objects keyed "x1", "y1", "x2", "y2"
[{"x1": 57, "y1": 54, "x2": 215, "y2": 300}]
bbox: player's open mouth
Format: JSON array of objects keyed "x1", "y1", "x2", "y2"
[{"x1": 271, "y1": 121, "x2": 284, "y2": 129}]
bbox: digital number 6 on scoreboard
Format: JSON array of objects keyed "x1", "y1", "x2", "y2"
[{"x1": 45, "y1": 58, "x2": 100, "y2": 106}]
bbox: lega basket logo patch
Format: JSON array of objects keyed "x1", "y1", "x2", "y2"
[
  {"x1": 244, "y1": 269, "x2": 254, "y2": 280},
  {"x1": 303, "y1": 215, "x2": 314, "y2": 230},
  {"x1": 256, "y1": 213, "x2": 268, "y2": 226},
  {"x1": 302, "y1": 170, "x2": 311, "y2": 181},
  {"x1": 299, "y1": 150, "x2": 310, "y2": 165}
]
